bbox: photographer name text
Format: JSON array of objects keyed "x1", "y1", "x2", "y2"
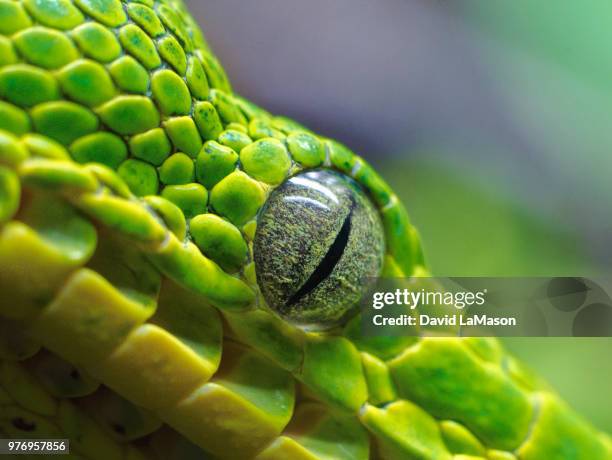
[{"x1": 372, "y1": 313, "x2": 517, "y2": 327}]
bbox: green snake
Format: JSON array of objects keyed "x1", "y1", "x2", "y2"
[{"x1": 0, "y1": 0, "x2": 610, "y2": 458}]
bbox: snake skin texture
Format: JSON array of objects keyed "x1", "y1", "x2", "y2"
[{"x1": 0, "y1": 0, "x2": 611, "y2": 458}]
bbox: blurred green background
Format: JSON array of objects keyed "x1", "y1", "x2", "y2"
[
  {"x1": 393, "y1": 1, "x2": 612, "y2": 433},
  {"x1": 191, "y1": 0, "x2": 612, "y2": 432}
]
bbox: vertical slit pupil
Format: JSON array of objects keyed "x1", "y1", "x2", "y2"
[{"x1": 284, "y1": 203, "x2": 354, "y2": 309}]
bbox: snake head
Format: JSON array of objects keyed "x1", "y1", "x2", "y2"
[{"x1": 1, "y1": 1, "x2": 610, "y2": 459}]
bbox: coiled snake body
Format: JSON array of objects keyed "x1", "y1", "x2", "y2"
[{"x1": 0, "y1": 0, "x2": 610, "y2": 458}]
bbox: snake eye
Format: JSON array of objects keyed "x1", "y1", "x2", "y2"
[{"x1": 254, "y1": 169, "x2": 385, "y2": 330}]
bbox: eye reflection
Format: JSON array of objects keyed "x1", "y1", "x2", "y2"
[
  {"x1": 254, "y1": 169, "x2": 385, "y2": 330},
  {"x1": 283, "y1": 196, "x2": 330, "y2": 211}
]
